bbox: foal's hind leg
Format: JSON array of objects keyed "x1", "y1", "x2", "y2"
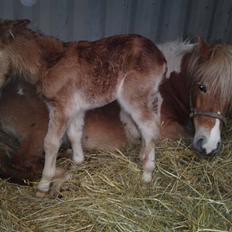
[
  {"x1": 120, "y1": 110, "x2": 140, "y2": 143},
  {"x1": 37, "y1": 110, "x2": 68, "y2": 195},
  {"x1": 136, "y1": 115, "x2": 160, "y2": 182},
  {"x1": 123, "y1": 97, "x2": 162, "y2": 182},
  {"x1": 117, "y1": 73, "x2": 163, "y2": 182},
  {"x1": 67, "y1": 112, "x2": 85, "y2": 164}
]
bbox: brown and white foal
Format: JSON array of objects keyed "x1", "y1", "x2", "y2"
[{"x1": 0, "y1": 20, "x2": 166, "y2": 195}]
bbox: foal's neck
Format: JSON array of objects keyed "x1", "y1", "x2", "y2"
[
  {"x1": 5, "y1": 38, "x2": 42, "y2": 84},
  {"x1": 159, "y1": 41, "x2": 194, "y2": 125}
]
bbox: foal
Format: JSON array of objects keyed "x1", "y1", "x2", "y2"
[{"x1": 0, "y1": 19, "x2": 166, "y2": 195}]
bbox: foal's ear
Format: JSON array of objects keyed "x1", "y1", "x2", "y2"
[{"x1": 197, "y1": 37, "x2": 210, "y2": 60}]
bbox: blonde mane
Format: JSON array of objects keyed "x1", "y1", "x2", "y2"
[
  {"x1": 187, "y1": 43, "x2": 232, "y2": 111},
  {"x1": 158, "y1": 40, "x2": 193, "y2": 78}
]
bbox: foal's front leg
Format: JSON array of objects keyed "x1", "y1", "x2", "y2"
[
  {"x1": 67, "y1": 112, "x2": 85, "y2": 164},
  {"x1": 37, "y1": 110, "x2": 67, "y2": 196}
]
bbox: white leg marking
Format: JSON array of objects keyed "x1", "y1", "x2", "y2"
[
  {"x1": 38, "y1": 132, "x2": 61, "y2": 192},
  {"x1": 67, "y1": 112, "x2": 85, "y2": 164},
  {"x1": 37, "y1": 109, "x2": 67, "y2": 193},
  {"x1": 116, "y1": 74, "x2": 162, "y2": 183},
  {"x1": 139, "y1": 122, "x2": 158, "y2": 183},
  {"x1": 142, "y1": 146, "x2": 155, "y2": 183}
]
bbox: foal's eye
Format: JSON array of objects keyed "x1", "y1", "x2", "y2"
[{"x1": 198, "y1": 84, "x2": 207, "y2": 93}]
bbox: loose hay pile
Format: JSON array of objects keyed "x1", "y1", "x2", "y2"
[{"x1": 1, "y1": 132, "x2": 232, "y2": 231}]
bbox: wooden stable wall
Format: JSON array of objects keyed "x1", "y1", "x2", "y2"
[{"x1": 0, "y1": 0, "x2": 232, "y2": 43}]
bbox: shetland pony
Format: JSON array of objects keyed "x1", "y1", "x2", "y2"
[{"x1": 0, "y1": 19, "x2": 166, "y2": 195}]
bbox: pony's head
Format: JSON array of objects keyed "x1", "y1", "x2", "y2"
[{"x1": 187, "y1": 38, "x2": 232, "y2": 157}]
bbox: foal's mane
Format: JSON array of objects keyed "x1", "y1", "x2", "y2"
[
  {"x1": 14, "y1": 23, "x2": 65, "y2": 57},
  {"x1": 1, "y1": 19, "x2": 66, "y2": 83},
  {"x1": 187, "y1": 43, "x2": 232, "y2": 111}
]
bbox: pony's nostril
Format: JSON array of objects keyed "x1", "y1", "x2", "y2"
[
  {"x1": 196, "y1": 137, "x2": 205, "y2": 148},
  {"x1": 217, "y1": 141, "x2": 221, "y2": 150},
  {"x1": 193, "y1": 137, "x2": 207, "y2": 154},
  {"x1": 212, "y1": 141, "x2": 222, "y2": 154}
]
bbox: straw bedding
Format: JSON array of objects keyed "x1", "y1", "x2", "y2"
[{"x1": 0, "y1": 127, "x2": 232, "y2": 231}]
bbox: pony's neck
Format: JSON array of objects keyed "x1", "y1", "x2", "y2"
[{"x1": 159, "y1": 41, "x2": 194, "y2": 126}]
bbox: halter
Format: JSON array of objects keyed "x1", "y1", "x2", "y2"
[{"x1": 189, "y1": 86, "x2": 227, "y2": 126}]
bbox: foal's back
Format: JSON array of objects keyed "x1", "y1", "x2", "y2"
[{"x1": 41, "y1": 34, "x2": 165, "y2": 105}]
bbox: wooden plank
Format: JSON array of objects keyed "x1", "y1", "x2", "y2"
[
  {"x1": 1, "y1": 0, "x2": 232, "y2": 43},
  {"x1": 85, "y1": 0, "x2": 106, "y2": 40},
  {"x1": 50, "y1": 0, "x2": 69, "y2": 40},
  {"x1": 209, "y1": 0, "x2": 232, "y2": 41},
  {"x1": 21, "y1": 1, "x2": 33, "y2": 20},
  {"x1": 185, "y1": 0, "x2": 216, "y2": 40},
  {"x1": 38, "y1": 0, "x2": 51, "y2": 36},
  {"x1": 133, "y1": 0, "x2": 161, "y2": 40},
  {"x1": 13, "y1": 0, "x2": 23, "y2": 19},
  {"x1": 158, "y1": 0, "x2": 189, "y2": 42},
  {"x1": 105, "y1": 0, "x2": 134, "y2": 36},
  {"x1": 66, "y1": 0, "x2": 74, "y2": 41},
  {"x1": 30, "y1": 0, "x2": 40, "y2": 31},
  {"x1": 0, "y1": 0, "x2": 14, "y2": 19},
  {"x1": 73, "y1": 0, "x2": 89, "y2": 40}
]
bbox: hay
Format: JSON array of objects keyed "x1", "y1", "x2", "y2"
[{"x1": 1, "y1": 131, "x2": 232, "y2": 231}]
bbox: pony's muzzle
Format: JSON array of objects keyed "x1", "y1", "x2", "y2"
[{"x1": 193, "y1": 136, "x2": 221, "y2": 157}]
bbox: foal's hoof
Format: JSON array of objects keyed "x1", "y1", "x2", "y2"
[
  {"x1": 142, "y1": 171, "x2": 152, "y2": 183},
  {"x1": 73, "y1": 155, "x2": 84, "y2": 164},
  {"x1": 36, "y1": 190, "x2": 47, "y2": 198},
  {"x1": 50, "y1": 171, "x2": 72, "y2": 198}
]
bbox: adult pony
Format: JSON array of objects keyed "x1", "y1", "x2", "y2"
[
  {"x1": 186, "y1": 40, "x2": 231, "y2": 155},
  {"x1": 125, "y1": 38, "x2": 232, "y2": 157},
  {"x1": 0, "y1": 19, "x2": 166, "y2": 195}
]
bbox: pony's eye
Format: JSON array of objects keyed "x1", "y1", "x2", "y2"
[{"x1": 198, "y1": 84, "x2": 207, "y2": 93}]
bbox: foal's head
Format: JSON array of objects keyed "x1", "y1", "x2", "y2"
[
  {"x1": 0, "y1": 19, "x2": 31, "y2": 88},
  {"x1": 187, "y1": 38, "x2": 232, "y2": 157}
]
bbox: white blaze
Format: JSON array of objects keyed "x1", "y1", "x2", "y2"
[{"x1": 202, "y1": 119, "x2": 221, "y2": 154}]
